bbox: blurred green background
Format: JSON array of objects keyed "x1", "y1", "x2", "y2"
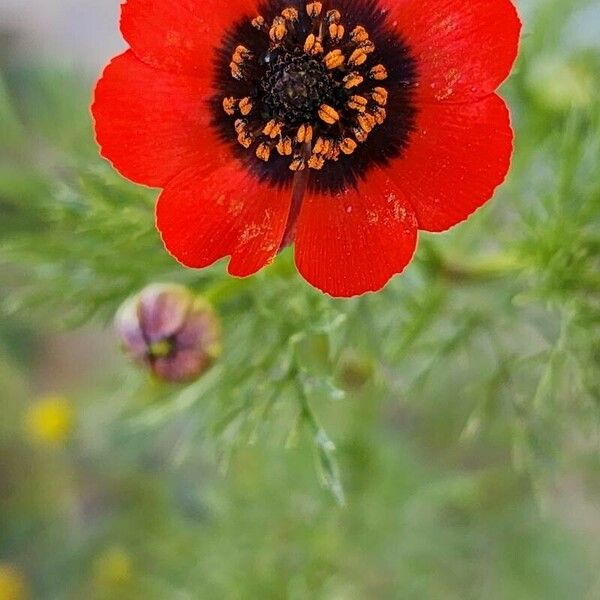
[{"x1": 1, "y1": 0, "x2": 600, "y2": 598}]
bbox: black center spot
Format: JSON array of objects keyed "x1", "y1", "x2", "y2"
[{"x1": 261, "y1": 50, "x2": 343, "y2": 125}]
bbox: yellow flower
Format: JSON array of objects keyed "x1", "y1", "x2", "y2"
[
  {"x1": 25, "y1": 395, "x2": 74, "y2": 445},
  {"x1": 93, "y1": 547, "x2": 133, "y2": 590},
  {"x1": 0, "y1": 564, "x2": 27, "y2": 600}
]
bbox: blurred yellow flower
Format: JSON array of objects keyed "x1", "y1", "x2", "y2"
[
  {"x1": 93, "y1": 547, "x2": 133, "y2": 590},
  {"x1": 0, "y1": 564, "x2": 27, "y2": 600},
  {"x1": 25, "y1": 395, "x2": 74, "y2": 445}
]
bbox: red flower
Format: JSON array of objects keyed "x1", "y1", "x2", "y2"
[{"x1": 92, "y1": 0, "x2": 521, "y2": 297}]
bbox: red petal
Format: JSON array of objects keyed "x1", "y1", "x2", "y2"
[
  {"x1": 156, "y1": 163, "x2": 291, "y2": 277},
  {"x1": 121, "y1": 0, "x2": 258, "y2": 76},
  {"x1": 386, "y1": 94, "x2": 513, "y2": 232},
  {"x1": 382, "y1": 0, "x2": 521, "y2": 103},
  {"x1": 92, "y1": 51, "x2": 229, "y2": 188},
  {"x1": 294, "y1": 175, "x2": 418, "y2": 297}
]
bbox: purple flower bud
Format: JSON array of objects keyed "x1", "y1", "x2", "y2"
[{"x1": 115, "y1": 284, "x2": 221, "y2": 383}]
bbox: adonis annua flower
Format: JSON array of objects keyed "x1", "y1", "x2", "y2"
[{"x1": 93, "y1": 0, "x2": 521, "y2": 297}]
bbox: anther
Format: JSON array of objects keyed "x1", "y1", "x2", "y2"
[
  {"x1": 263, "y1": 120, "x2": 283, "y2": 138},
  {"x1": 239, "y1": 97, "x2": 253, "y2": 116},
  {"x1": 251, "y1": 16, "x2": 266, "y2": 29},
  {"x1": 297, "y1": 124, "x2": 313, "y2": 144},
  {"x1": 237, "y1": 131, "x2": 253, "y2": 148},
  {"x1": 304, "y1": 34, "x2": 323, "y2": 56},
  {"x1": 230, "y1": 62, "x2": 243, "y2": 80},
  {"x1": 289, "y1": 156, "x2": 306, "y2": 171},
  {"x1": 232, "y1": 45, "x2": 251, "y2": 65},
  {"x1": 357, "y1": 112, "x2": 376, "y2": 133},
  {"x1": 343, "y1": 73, "x2": 364, "y2": 89},
  {"x1": 325, "y1": 145, "x2": 341, "y2": 161},
  {"x1": 281, "y1": 8, "x2": 299, "y2": 21},
  {"x1": 318, "y1": 104, "x2": 340, "y2": 125},
  {"x1": 372, "y1": 87, "x2": 389, "y2": 106},
  {"x1": 329, "y1": 23, "x2": 345, "y2": 43},
  {"x1": 358, "y1": 40, "x2": 375, "y2": 54},
  {"x1": 326, "y1": 10, "x2": 341, "y2": 24},
  {"x1": 340, "y1": 138, "x2": 358, "y2": 155},
  {"x1": 353, "y1": 127, "x2": 369, "y2": 143},
  {"x1": 269, "y1": 16, "x2": 287, "y2": 42},
  {"x1": 373, "y1": 107, "x2": 387, "y2": 125},
  {"x1": 350, "y1": 26, "x2": 369, "y2": 44},
  {"x1": 348, "y1": 48, "x2": 368, "y2": 67},
  {"x1": 306, "y1": 2, "x2": 323, "y2": 18},
  {"x1": 313, "y1": 137, "x2": 332, "y2": 155},
  {"x1": 222, "y1": 97, "x2": 236, "y2": 115},
  {"x1": 370, "y1": 64, "x2": 388, "y2": 80},
  {"x1": 308, "y1": 154, "x2": 325, "y2": 170},
  {"x1": 256, "y1": 142, "x2": 271, "y2": 161},
  {"x1": 347, "y1": 95, "x2": 368, "y2": 112},
  {"x1": 324, "y1": 49, "x2": 345, "y2": 70},
  {"x1": 277, "y1": 137, "x2": 293, "y2": 156},
  {"x1": 234, "y1": 119, "x2": 247, "y2": 134}
]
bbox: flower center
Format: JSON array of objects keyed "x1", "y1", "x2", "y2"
[
  {"x1": 148, "y1": 338, "x2": 173, "y2": 359},
  {"x1": 220, "y1": 1, "x2": 390, "y2": 172},
  {"x1": 261, "y1": 49, "x2": 340, "y2": 125}
]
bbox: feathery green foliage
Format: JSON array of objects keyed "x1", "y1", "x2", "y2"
[{"x1": 1, "y1": 0, "x2": 600, "y2": 597}]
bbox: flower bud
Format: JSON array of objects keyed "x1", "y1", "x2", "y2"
[{"x1": 115, "y1": 284, "x2": 221, "y2": 383}]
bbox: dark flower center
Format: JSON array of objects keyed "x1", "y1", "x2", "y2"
[
  {"x1": 219, "y1": 2, "x2": 393, "y2": 172},
  {"x1": 261, "y1": 49, "x2": 342, "y2": 125}
]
